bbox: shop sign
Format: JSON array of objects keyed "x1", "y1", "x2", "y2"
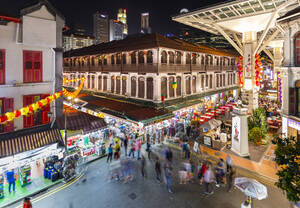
[
  {"x1": 82, "y1": 147, "x2": 95, "y2": 157},
  {"x1": 193, "y1": 141, "x2": 199, "y2": 153},
  {"x1": 288, "y1": 119, "x2": 300, "y2": 131},
  {"x1": 204, "y1": 136, "x2": 211, "y2": 147}
]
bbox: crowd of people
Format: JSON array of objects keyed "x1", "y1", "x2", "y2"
[{"x1": 106, "y1": 130, "x2": 235, "y2": 195}]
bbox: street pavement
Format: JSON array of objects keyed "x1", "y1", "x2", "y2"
[{"x1": 7, "y1": 144, "x2": 290, "y2": 208}]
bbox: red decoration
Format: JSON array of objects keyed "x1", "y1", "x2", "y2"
[
  {"x1": 38, "y1": 102, "x2": 43, "y2": 108},
  {"x1": 237, "y1": 56, "x2": 244, "y2": 87},
  {"x1": 254, "y1": 54, "x2": 262, "y2": 87},
  {"x1": 0, "y1": 115, "x2": 7, "y2": 123},
  {"x1": 28, "y1": 106, "x2": 33, "y2": 113},
  {"x1": 14, "y1": 110, "x2": 21, "y2": 118}
]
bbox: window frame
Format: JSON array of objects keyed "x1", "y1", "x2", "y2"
[
  {"x1": 0, "y1": 49, "x2": 5, "y2": 85},
  {"x1": 23, "y1": 50, "x2": 43, "y2": 83}
]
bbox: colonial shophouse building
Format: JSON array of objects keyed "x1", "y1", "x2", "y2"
[
  {"x1": 278, "y1": 7, "x2": 300, "y2": 139},
  {"x1": 0, "y1": 1, "x2": 64, "y2": 133},
  {"x1": 63, "y1": 33, "x2": 238, "y2": 104}
]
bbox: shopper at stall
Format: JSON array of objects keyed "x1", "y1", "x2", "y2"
[
  {"x1": 114, "y1": 140, "x2": 120, "y2": 159},
  {"x1": 23, "y1": 197, "x2": 32, "y2": 208},
  {"x1": 107, "y1": 144, "x2": 113, "y2": 163},
  {"x1": 199, "y1": 161, "x2": 207, "y2": 185},
  {"x1": 155, "y1": 157, "x2": 161, "y2": 183},
  {"x1": 203, "y1": 164, "x2": 214, "y2": 195},
  {"x1": 6, "y1": 170, "x2": 15, "y2": 193}
]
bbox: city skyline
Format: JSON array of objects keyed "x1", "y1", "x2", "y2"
[{"x1": 3, "y1": 0, "x2": 223, "y2": 35}]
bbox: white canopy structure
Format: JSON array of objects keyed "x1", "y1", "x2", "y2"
[{"x1": 173, "y1": 0, "x2": 300, "y2": 112}]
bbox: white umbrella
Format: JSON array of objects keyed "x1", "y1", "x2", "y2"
[{"x1": 234, "y1": 177, "x2": 268, "y2": 200}]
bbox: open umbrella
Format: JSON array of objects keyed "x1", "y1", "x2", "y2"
[{"x1": 234, "y1": 177, "x2": 268, "y2": 200}]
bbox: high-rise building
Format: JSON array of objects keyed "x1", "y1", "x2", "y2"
[
  {"x1": 117, "y1": 8, "x2": 128, "y2": 35},
  {"x1": 141, "y1": 12, "x2": 151, "y2": 34},
  {"x1": 93, "y1": 12, "x2": 109, "y2": 44},
  {"x1": 109, "y1": 20, "x2": 124, "y2": 41}
]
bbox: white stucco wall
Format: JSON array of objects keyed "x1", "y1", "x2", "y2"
[{"x1": 0, "y1": 6, "x2": 60, "y2": 131}]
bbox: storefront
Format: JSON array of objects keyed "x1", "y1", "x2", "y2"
[
  {"x1": 282, "y1": 117, "x2": 300, "y2": 140},
  {"x1": 0, "y1": 123, "x2": 64, "y2": 199}
]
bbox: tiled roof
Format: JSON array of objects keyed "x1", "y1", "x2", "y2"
[
  {"x1": 78, "y1": 94, "x2": 172, "y2": 122},
  {"x1": 57, "y1": 111, "x2": 107, "y2": 134},
  {"x1": 0, "y1": 123, "x2": 63, "y2": 158},
  {"x1": 64, "y1": 33, "x2": 238, "y2": 58}
]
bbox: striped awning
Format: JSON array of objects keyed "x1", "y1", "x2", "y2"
[{"x1": 0, "y1": 123, "x2": 63, "y2": 158}]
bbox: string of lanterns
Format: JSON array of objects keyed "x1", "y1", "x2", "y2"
[
  {"x1": 0, "y1": 78, "x2": 86, "y2": 124},
  {"x1": 237, "y1": 56, "x2": 244, "y2": 87},
  {"x1": 254, "y1": 54, "x2": 263, "y2": 87},
  {"x1": 0, "y1": 91, "x2": 63, "y2": 124}
]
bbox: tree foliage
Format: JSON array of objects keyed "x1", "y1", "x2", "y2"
[
  {"x1": 249, "y1": 127, "x2": 263, "y2": 145},
  {"x1": 272, "y1": 136, "x2": 300, "y2": 202},
  {"x1": 248, "y1": 107, "x2": 267, "y2": 140}
]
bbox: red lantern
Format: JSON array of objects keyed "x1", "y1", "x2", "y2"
[
  {"x1": 14, "y1": 110, "x2": 21, "y2": 118},
  {"x1": 38, "y1": 102, "x2": 43, "y2": 108},
  {"x1": 161, "y1": 94, "x2": 165, "y2": 102},
  {"x1": 28, "y1": 106, "x2": 34, "y2": 113},
  {"x1": 0, "y1": 115, "x2": 8, "y2": 123}
]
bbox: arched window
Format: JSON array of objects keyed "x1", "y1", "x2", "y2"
[
  {"x1": 205, "y1": 55, "x2": 209, "y2": 65},
  {"x1": 176, "y1": 51, "x2": 182, "y2": 64},
  {"x1": 216, "y1": 56, "x2": 219, "y2": 66},
  {"x1": 161, "y1": 51, "x2": 167, "y2": 64},
  {"x1": 216, "y1": 74, "x2": 219, "y2": 88},
  {"x1": 98, "y1": 57, "x2": 102, "y2": 66},
  {"x1": 116, "y1": 53, "x2": 121, "y2": 64},
  {"x1": 73, "y1": 59, "x2": 76, "y2": 66},
  {"x1": 103, "y1": 56, "x2": 107, "y2": 65},
  {"x1": 231, "y1": 58, "x2": 235, "y2": 66},
  {"x1": 87, "y1": 57, "x2": 90, "y2": 66},
  {"x1": 138, "y1": 51, "x2": 145, "y2": 64},
  {"x1": 169, "y1": 51, "x2": 174, "y2": 64},
  {"x1": 209, "y1": 74, "x2": 213, "y2": 88},
  {"x1": 210, "y1": 55, "x2": 213, "y2": 65},
  {"x1": 111, "y1": 55, "x2": 115, "y2": 65},
  {"x1": 147, "y1": 50, "x2": 153, "y2": 63},
  {"x1": 192, "y1": 53, "x2": 197, "y2": 64},
  {"x1": 186, "y1": 53, "x2": 191, "y2": 65},
  {"x1": 201, "y1": 55, "x2": 205, "y2": 65},
  {"x1": 81, "y1": 59, "x2": 84, "y2": 67},
  {"x1": 91, "y1": 57, "x2": 95, "y2": 66},
  {"x1": 122, "y1": 53, "x2": 127, "y2": 64},
  {"x1": 296, "y1": 33, "x2": 300, "y2": 66},
  {"x1": 131, "y1": 52, "x2": 136, "y2": 64}
]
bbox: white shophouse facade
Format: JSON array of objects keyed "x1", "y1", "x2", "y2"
[
  {"x1": 0, "y1": 2, "x2": 64, "y2": 133},
  {"x1": 63, "y1": 34, "x2": 238, "y2": 104}
]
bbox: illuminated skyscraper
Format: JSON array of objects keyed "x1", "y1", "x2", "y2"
[
  {"x1": 141, "y1": 12, "x2": 151, "y2": 34},
  {"x1": 117, "y1": 8, "x2": 128, "y2": 35},
  {"x1": 93, "y1": 12, "x2": 109, "y2": 43}
]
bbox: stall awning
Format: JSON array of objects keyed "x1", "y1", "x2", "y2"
[
  {"x1": 0, "y1": 123, "x2": 63, "y2": 158},
  {"x1": 57, "y1": 111, "x2": 107, "y2": 134}
]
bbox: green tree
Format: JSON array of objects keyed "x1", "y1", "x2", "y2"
[
  {"x1": 248, "y1": 107, "x2": 267, "y2": 139},
  {"x1": 272, "y1": 136, "x2": 300, "y2": 202},
  {"x1": 249, "y1": 127, "x2": 263, "y2": 145}
]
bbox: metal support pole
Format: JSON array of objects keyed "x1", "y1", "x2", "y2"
[{"x1": 64, "y1": 107, "x2": 67, "y2": 152}]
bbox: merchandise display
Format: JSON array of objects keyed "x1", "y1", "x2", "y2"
[
  {"x1": 0, "y1": 174, "x2": 4, "y2": 198},
  {"x1": 19, "y1": 165, "x2": 31, "y2": 187}
]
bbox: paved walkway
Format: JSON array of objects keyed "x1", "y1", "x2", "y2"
[{"x1": 165, "y1": 141, "x2": 279, "y2": 186}]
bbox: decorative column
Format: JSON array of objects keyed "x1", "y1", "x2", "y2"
[
  {"x1": 144, "y1": 76, "x2": 147, "y2": 99},
  {"x1": 182, "y1": 75, "x2": 186, "y2": 97},
  {"x1": 155, "y1": 75, "x2": 161, "y2": 102},
  {"x1": 114, "y1": 74, "x2": 117, "y2": 94},
  {"x1": 167, "y1": 76, "x2": 170, "y2": 99},
  {"x1": 127, "y1": 74, "x2": 131, "y2": 97},
  {"x1": 231, "y1": 107, "x2": 249, "y2": 157},
  {"x1": 136, "y1": 77, "x2": 138, "y2": 98}
]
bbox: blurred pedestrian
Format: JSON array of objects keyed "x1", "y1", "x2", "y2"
[
  {"x1": 23, "y1": 197, "x2": 32, "y2": 208},
  {"x1": 199, "y1": 161, "x2": 207, "y2": 185},
  {"x1": 204, "y1": 164, "x2": 214, "y2": 195},
  {"x1": 164, "y1": 163, "x2": 173, "y2": 193},
  {"x1": 124, "y1": 136, "x2": 128, "y2": 156},
  {"x1": 226, "y1": 155, "x2": 232, "y2": 173},
  {"x1": 141, "y1": 155, "x2": 147, "y2": 178},
  {"x1": 155, "y1": 157, "x2": 161, "y2": 183},
  {"x1": 166, "y1": 147, "x2": 173, "y2": 164},
  {"x1": 146, "y1": 141, "x2": 151, "y2": 160},
  {"x1": 114, "y1": 140, "x2": 120, "y2": 159},
  {"x1": 227, "y1": 169, "x2": 235, "y2": 192},
  {"x1": 136, "y1": 139, "x2": 142, "y2": 160},
  {"x1": 128, "y1": 143, "x2": 135, "y2": 159},
  {"x1": 107, "y1": 144, "x2": 113, "y2": 163}
]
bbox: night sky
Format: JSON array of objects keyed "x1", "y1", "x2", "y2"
[{"x1": 3, "y1": 0, "x2": 223, "y2": 35}]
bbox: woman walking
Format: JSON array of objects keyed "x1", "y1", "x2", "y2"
[
  {"x1": 155, "y1": 157, "x2": 161, "y2": 183},
  {"x1": 107, "y1": 144, "x2": 113, "y2": 163}
]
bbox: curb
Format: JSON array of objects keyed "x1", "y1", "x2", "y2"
[
  {"x1": 2, "y1": 154, "x2": 107, "y2": 208},
  {"x1": 164, "y1": 142, "x2": 277, "y2": 187}
]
